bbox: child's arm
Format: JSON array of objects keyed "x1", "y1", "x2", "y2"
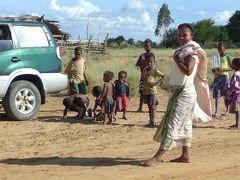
[
  {"x1": 126, "y1": 82, "x2": 130, "y2": 100},
  {"x1": 93, "y1": 99, "x2": 99, "y2": 120},
  {"x1": 149, "y1": 71, "x2": 164, "y2": 88},
  {"x1": 63, "y1": 107, "x2": 68, "y2": 119},
  {"x1": 99, "y1": 83, "x2": 107, "y2": 102}
]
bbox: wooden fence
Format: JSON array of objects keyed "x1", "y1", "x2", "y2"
[{"x1": 54, "y1": 34, "x2": 109, "y2": 55}]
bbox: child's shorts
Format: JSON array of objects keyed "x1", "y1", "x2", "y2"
[
  {"x1": 70, "y1": 81, "x2": 87, "y2": 95},
  {"x1": 116, "y1": 95, "x2": 128, "y2": 111},
  {"x1": 213, "y1": 75, "x2": 230, "y2": 99},
  {"x1": 102, "y1": 98, "x2": 114, "y2": 113},
  {"x1": 144, "y1": 94, "x2": 158, "y2": 105}
]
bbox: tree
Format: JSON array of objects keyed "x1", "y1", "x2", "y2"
[
  {"x1": 226, "y1": 10, "x2": 240, "y2": 43},
  {"x1": 155, "y1": 3, "x2": 174, "y2": 47},
  {"x1": 161, "y1": 28, "x2": 178, "y2": 48},
  {"x1": 115, "y1": 35, "x2": 125, "y2": 45},
  {"x1": 127, "y1": 38, "x2": 135, "y2": 45},
  {"x1": 193, "y1": 19, "x2": 216, "y2": 45}
]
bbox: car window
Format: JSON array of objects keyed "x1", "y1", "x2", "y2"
[
  {"x1": 14, "y1": 25, "x2": 50, "y2": 48},
  {"x1": 0, "y1": 25, "x2": 13, "y2": 52}
]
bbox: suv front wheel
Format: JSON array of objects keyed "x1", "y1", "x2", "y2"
[{"x1": 3, "y1": 80, "x2": 41, "y2": 120}]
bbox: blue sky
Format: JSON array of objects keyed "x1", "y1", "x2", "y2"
[{"x1": 0, "y1": 0, "x2": 239, "y2": 42}]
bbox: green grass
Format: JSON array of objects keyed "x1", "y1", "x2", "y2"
[{"x1": 61, "y1": 47, "x2": 240, "y2": 96}]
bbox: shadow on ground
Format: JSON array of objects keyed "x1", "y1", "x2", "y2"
[{"x1": 0, "y1": 156, "x2": 141, "y2": 167}]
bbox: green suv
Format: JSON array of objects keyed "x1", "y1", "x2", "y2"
[{"x1": 0, "y1": 20, "x2": 68, "y2": 120}]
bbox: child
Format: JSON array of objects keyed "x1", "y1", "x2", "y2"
[
  {"x1": 62, "y1": 93, "x2": 89, "y2": 120},
  {"x1": 64, "y1": 47, "x2": 88, "y2": 95},
  {"x1": 225, "y1": 58, "x2": 240, "y2": 129},
  {"x1": 212, "y1": 42, "x2": 232, "y2": 118},
  {"x1": 136, "y1": 39, "x2": 155, "y2": 112},
  {"x1": 99, "y1": 71, "x2": 115, "y2": 125},
  {"x1": 143, "y1": 55, "x2": 164, "y2": 127},
  {"x1": 114, "y1": 71, "x2": 130, "y2": 120},
  {"x1": 92, "y1": 85, "x2": 104, "y2": 121}
]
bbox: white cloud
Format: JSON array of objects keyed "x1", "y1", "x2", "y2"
[
  {"x1": 150, "y1": 3, "x2": 158, "y2": 12},
  {"x1": 214, "y1": 10, "x2": 234, "y2": 24},
  {"x1": 179, "y1": 6, "x2": 185, "y2": 11},
  {"x1": 127, "y1": 0, "x2": 145, "y2": 10},
  {"x1": 142, "y1": 11, "x2": 154, "y2": 31},
  {"x1": 48, "y1": 0, "x2": 155, "y2": 40},
  {"x1": 50, "y1": 0, "x2": 100, "y2": 18},
  {"x1": 31, "y1": 12, "x2": 39, "y2": 17},
  {"x1": 196, "y1": 10, "x2": 205, "y2": 16},
  {"x1": 50, "y1": 0, "x2": 60, "y2": 11}
]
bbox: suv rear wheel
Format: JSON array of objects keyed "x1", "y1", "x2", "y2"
[{"x1": 3, "y1": 80, "x2": 41, "y2": 120}]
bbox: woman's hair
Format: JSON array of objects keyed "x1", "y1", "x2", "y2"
[
  {"x1": 103, "y1": 71, "x2": 114, "y2": 82},
  {"x1": 232, "y1": 58, "x2": 240, "y2": 70},
  {"x1": 92, "y1": 86, "x2": 102, "y2": 97},
  {"x1": 178, "y1": 23, "x2": 195, "y2": 34},
  {"x1": 118, "y1": 71, "x2": 127, "y2": 78}
]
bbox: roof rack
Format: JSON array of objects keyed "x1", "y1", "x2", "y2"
[{"x1": 0, "y1": 15, "x2": 58, "y2": 23}]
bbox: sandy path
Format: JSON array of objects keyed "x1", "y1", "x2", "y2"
[{"x1": 0, "y1": 90, "x2": 239, "y2": 180}]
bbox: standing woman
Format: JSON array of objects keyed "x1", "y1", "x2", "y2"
[
  {"x1": 65, "y1": 47, "x2": 88, "y2": 95},
  {"x1": 143, "y1": 23, "x2": 200, "y2": 166}
]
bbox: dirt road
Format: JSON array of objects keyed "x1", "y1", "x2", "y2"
[{"x1": 0, "y1": 91, "x2": 239, "y2": 180}]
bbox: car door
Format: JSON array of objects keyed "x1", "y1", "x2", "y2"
[
  {"x1": 0, "y1": 24, "x2": 23, "y2": 76},
  {"x1": 12, "y1": 23, "x2": 61, "y2": 73}
]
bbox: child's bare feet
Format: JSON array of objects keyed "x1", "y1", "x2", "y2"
[
  {"x1": 123, "y1": 115, "x2": 128, "y2": 120},
  {"x1": 141, "y1": 157, "x2": 161, "y2": 167},
  {"x1": 170, "y1": 156, "x2": 190, "y2": 163},
  {"x1": 229, "y1": 124, "x2": 240, "y2": 129}
]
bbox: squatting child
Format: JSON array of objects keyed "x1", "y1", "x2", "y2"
[
  {"x1": 62, "y1": 93, "x2": 89, "y2": 120},
  {"x1": 143, "y1": 55, "x2": 164, "y2": 127},
  {"x1": 225, "y1": 58, "x2": 240, "y2": 129},
  {"x1": 99, "y1": 71, "x2": 115, "y2": 125},
  {"x1": 114, "y1": 71, "x2": 130, "y2": 120}
]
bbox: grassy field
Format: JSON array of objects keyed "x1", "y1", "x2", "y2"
[{"x1": 61, "y1": 48, "x2": 240, "y2": 96}]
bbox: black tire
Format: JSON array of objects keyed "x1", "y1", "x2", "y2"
[{"x1": 2, "y1": 80, "x2": 41, "y2": 120}]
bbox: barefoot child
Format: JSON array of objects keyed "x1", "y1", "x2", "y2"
[
  {"x1": 212, "y1": 42, "x2": 232, "y2": 118},
  {"x1": 64, "y1": 47, "x2": 88, "y2": 95},
  {"x1": 136, "y1": 39, "x2": 155, "y2": 112},
  {"x1": 63, "y1": 93, "x2": 89, "y2": 120},
  {"x1": 99, "y1": 71, "x2": 115, "y2": 125},
  {"x1": 114, "y1": 71, "x2": 130, "y2": 120},
  {"x1": 143, "y1": 55, "x2": 164, "y2": 127},
  {"x1": 225, "y1": 58, "x2": 240, "y2": 129},
  {"x1": 92, "y1": 85, "x2": 104, "y2": 121}
]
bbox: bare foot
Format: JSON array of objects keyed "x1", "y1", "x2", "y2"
[
  {"x1": 123, "y1": 115, "x2": 128, "y2": 120},
  {"x1": 107, "y1": 119, "x2": 112, "y2": 125},
  {"x1": 141, "y1": 157, "x2": 161, "y2": 167},
  {"x1": 170, "y1": 156, "x2": 190, "y2": 163},
  {"x1": 228, "y1": 124, "x2": 240, "y2": 129},
  {"x1": 137, "y1": 108, "x2": 143, "y2": 112}
]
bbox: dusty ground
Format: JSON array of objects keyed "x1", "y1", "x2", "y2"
[{"x1": 0, "y1": 90, "x2": 239, "y2": 180}]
